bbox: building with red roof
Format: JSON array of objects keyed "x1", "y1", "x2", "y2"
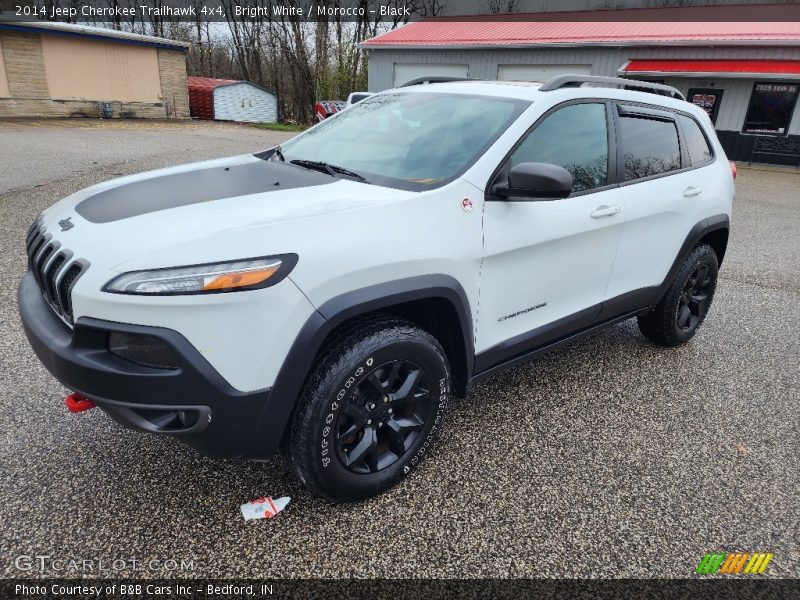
[
  {"x1": 188, "y1": 76, "x2": 278, "y2": 123},
  {"x1": 362, "y1": 4, "x2": 800, "y2": 165}
]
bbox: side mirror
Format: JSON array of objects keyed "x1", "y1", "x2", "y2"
[{"x1": 494, "y1": 162, "x2": 573, "y2": 200}]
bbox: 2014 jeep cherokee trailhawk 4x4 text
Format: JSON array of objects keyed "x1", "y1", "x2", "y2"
[{"x1": 19, "y1": 76, "x2": 734, "y2": 501}]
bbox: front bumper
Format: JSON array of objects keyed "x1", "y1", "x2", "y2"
[{"x1": 18, "y1": 271, "x2": 270, "y2": 458}]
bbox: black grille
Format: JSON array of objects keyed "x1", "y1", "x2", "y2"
[
  {"x1": 45, "y1": 253, "x2": 67, "y2": 300},
  {"x1": 27, "y1": 231, "x2": 48, "y2": 267},
  {"x1": 25, "y1": 220, "x2": 88, "y2": 325},
  {"x1": 57, "y1": 263, "x2": 83, "y2": 320}
]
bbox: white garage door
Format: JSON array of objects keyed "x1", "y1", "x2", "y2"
[
  {"x1": 393, "y1": 63, "x2": 468, "y2": 87},
  {"x1": 213, "y1": 83, "x2": 278, "y2": 123},
  {"x1": 498, "y1": 64, "x2": 592, "y2": 82}
]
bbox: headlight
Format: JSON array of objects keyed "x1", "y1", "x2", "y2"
[{"x1": 103, "y1": 255, "x2": 298, "y2": 295}]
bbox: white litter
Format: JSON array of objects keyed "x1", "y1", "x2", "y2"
[{"x1": 240, "y1": 496, "x2": 291, "y2": 521}]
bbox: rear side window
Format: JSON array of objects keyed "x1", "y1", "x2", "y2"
[
  {"x1": 619, "y1": 115, "x2": 681, "y2": 181},
  {"x1": 678, "y1": 114, "x2": 713, "y2": 166}
]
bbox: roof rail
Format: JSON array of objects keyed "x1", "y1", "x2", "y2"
[
  {"x1": 539, "y1": 75, "x2": 685, "y2": 101},
  {"x1": 400, "y1": 76, "x2": 480, "y2": 87}
]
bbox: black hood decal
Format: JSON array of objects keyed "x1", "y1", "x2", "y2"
[{"x1": 75, "y1": 159, "x2": 331, "y2": 224}]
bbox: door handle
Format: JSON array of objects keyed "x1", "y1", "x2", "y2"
[
  {"x1": 683, "y1": 186, "x2": 703, "y2": 197},
  {"x1": 590, "y1": 205, "x2": 621, "y2": 219}
]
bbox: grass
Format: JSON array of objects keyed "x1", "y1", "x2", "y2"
[{"x1": 250, "y1": 122, "x2": 309, "y2": 132}]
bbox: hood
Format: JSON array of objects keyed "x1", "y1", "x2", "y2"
[
  {"x1": 38, "y1": 154, "x2": 412, "y2": 273},
  {"x1": 73, "y1": 156, "x2": 331, "y2": 224}
]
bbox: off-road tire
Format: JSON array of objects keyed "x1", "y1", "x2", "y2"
[
  {"x1": 638, "y1": 244, "x2": 719, "y2": 346},
  {"x1": 289, "y1": 317, "x2": 450, "y2": 502}
]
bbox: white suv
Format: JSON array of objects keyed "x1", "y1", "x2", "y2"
[{"x1": 19, "y1": 76, "x2": 733, "y2": 501}]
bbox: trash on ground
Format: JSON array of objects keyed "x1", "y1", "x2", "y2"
[{"x1": 240, "y1": 496, "x2": 290, "y2": 521}]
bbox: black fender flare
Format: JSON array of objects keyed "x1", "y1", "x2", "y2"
[
  {"x1": 245, "y1": 274, "x2": 474, "y2": 460},
  {"x1": 656, "y1": 213, "x2": 730, "y2": 301}
]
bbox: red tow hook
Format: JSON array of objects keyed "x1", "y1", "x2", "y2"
[{"x1": 65, "y1": 392, "x2": 96, "y2": 413}]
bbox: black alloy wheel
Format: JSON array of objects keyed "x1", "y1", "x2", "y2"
[
  {"x1": 335, "y1": 360, "x2": 431, "y2": 474},
  {"x1": 676, "y1": 262, "x2": 714, "y2": 332},
  {"x1": 289, "y1": 317, "x2": 450, "y2": 502},
  {"x1": 637, "y1": 244, "x2": 719, "y2": 347}
]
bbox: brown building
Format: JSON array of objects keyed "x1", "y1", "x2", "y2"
[{"x1": 0, "y1": 20, "x2": 190, "y2": 119}]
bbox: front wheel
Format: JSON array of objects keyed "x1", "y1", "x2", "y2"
[
  {"x1": 638, "y1": 244, "x2": 719, "y2": 346},
  {"x1": 289, "y1": 318, "x2": 450, "y2": 502}
]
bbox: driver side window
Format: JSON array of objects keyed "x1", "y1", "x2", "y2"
[{"x1": 509, "y1": 102, "x2": 609, "y2": 193}]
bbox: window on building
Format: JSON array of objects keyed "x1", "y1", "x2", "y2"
[
  {"x1": 509, "y1": 103, "x2": 608, "y2": 193},
  {"x1": 687, "y1": 88, "x2": 724, "y2": 124},
  {"x1": 678, "y1": 114, "x2": 713, "y2": 166},
  {"x1": 619, "y1": 115, "x2": 682, "y2": 181},
  {"x1": 742, "y1": 82, "x2": 800, "y2": 136}
]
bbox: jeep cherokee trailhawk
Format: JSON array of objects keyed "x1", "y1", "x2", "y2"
[{"x1": 19, "y1": 76, "x2": 733, "y2": 501}]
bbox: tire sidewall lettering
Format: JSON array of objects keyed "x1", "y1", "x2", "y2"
[
  {"x1": 320, "y1": 355, "x2": 375, "y2": 469},
  {"x1": 408, "y1": 376, "x2": 448, "y2": 471}
]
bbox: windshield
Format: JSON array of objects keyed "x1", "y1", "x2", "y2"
[{"x1": 279, "y1": 92, "x2": 528, "y2": 191}]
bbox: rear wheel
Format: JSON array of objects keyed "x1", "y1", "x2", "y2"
[
  {"x1": 638, "y1": 244, "x2": 718, "y2": 346},
  {"x1": 289, "y1": 318, "x2": 450, "y2": 502}
]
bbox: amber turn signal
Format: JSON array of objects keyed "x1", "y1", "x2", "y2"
[{"x1": 202, "y1": 266, "x2": 280, "y2": 291}]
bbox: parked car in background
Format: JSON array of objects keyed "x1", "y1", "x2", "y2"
[
  {"x1": 346, "y1": 92, "x2": 374, "y2": 107},
  {"x1": 315, "y1": 100, "x2": 346, "y2": 121}
]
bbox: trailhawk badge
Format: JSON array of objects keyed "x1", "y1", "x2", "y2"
[{"x1": 461, "y1": 198, "x2": 473, "y2": 212}]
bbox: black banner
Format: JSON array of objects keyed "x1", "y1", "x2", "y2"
[{"x1": 2, "y1": 579, "x2": 800, "y2": 600}]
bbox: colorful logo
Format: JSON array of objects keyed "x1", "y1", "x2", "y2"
[{"x1": 696, "y1": 552, "x2": 774, "y2": 575}]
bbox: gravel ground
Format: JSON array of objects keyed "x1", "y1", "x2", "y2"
[{"x1": 0, "y1": 120, "x2": 797, "y2": 579}]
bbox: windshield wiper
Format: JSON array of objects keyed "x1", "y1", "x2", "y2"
[{"x1": 289, "y1": 159, "x2": 368, "y2": 183}]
